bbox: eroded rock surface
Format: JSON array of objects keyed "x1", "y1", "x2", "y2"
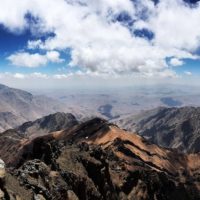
[{"x1": 0, "y1": 118, "x2": 200, "y2": 199}]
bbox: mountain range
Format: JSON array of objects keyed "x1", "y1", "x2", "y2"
[
  {"x1": 0, "y1": 84, "x2": 69, "y2": 132},
  {"x1": 0, "y1": 115, "x2": 200, "y2": 199},
  {"x1": 1, "y1": 83, "x2": 200, "y2": 199},
  {"x1": 116, "y1": 107, "x2": 200, "y2": 153}
]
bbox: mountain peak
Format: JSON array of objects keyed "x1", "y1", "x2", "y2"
[{"x1": 16, "y1": 112, "x2": 78, "y2": 137}]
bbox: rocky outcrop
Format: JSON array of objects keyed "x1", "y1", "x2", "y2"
[
  {"x1": 0, "y1": 113, "x2": 78, "y2": 166},
  {"x1": 0, "y1": 159, "x2": 6, "y2": 200}
]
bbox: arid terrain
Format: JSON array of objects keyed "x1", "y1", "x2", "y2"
[{"x1": 1, "y1": 113, "x2": 200, "y2": 200}]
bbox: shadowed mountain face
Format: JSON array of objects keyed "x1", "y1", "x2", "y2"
[
  {"x1": 116, "y1": 107, "x2": 200, "y2": 153},
  {"x1": 0, "y1": 116, "x2": 200, "y2": 199},
  {"x1": 16, "y1": 112, "x2": 78, "y2": 138},
  {"x1": 0, "y1": 84, "x2": 68, "y2": 132}
]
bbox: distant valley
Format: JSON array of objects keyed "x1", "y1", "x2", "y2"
[
  {"x1": 43, "y1": 85, "x2": 200, "y2": 121},
  {"x1": 2, "y1": 83, "x2": 200, "y2": 132}
]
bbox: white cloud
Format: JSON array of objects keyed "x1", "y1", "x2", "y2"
[
  {"x1": 0, "y1": 72, "x2": 49, "y2": 79},
  {"x1": 1, "y1": 0, "x2": 200, "y2": 76},
  {"x1": 184, "y1": 71, "x2": 192, "y2": 76},
  {"x1": 170, "y1": 57, "x2": 184, "y2": 66},
  {"x1": 53, "y1": 74, "x2": 70, "y2": 79},
  {"x1": 13, "y1": 73, "x2": 26, "y2": 79},
  {"x1": 135, "y1": 0, "x2": 200, "y2": 51},
  {"x1": 30, "y1": 72, "x2": 49, "y2": 79},
  {"x1": 46, "y1": 51, "x2": 64, "y2": 63},
  {"x1": 0, "y1": 0, "x2": 30, "y2": 32},
  {"x1": 7, "y1": 51, "x2": 63, "y2": 67},
  {"x1": 7, "y1": 52, "x2": 47, "y2": 67}
]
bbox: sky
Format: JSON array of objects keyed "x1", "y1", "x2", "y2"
[{"x1": 0, "y1": 0, "x2": 200, "y2": 90}]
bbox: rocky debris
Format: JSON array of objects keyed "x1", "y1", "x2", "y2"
[
  {"x1": 17, "y1": 159, "x2": 65, "y2": 199},
  {"x1": 1, "y1": 118, "x2": 200, "y2": 199}
]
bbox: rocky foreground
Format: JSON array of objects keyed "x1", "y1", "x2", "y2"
[{"x1": 0, "y1": 117, "x2": 200, "y2": 199}]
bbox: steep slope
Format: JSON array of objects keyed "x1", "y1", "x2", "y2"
[
  {"x1": 116, "y1": 107, "x2": 200, "y2": 153},
  {"x1": 0, "y1": 84, "x2": 68, "y2": 132},
  {"x1": 0, "y1": 117, "x2": 200, "y2": 199},
  {"x1": 0, "y1": 112, "x2": 24, "y2": 132},
  {"x1": 0, "y1": 112, "x2": 78, "y2": 165}
]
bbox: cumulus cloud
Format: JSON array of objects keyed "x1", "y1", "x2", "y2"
[
  {"x1": 1, "y1": 0, "x2": 200, "y2": 76},
  {"x1": 136, "y1": 0, "x2": 200, "y2": 51},
  {"x1": 7, "y1": 51, "x2": 63, "y2": 67},
  {"x1": 169, "y1": 57, "x2": 184, "y2": 66}
]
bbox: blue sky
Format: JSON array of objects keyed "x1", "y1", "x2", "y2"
[
  {"x1": 0, "y1": 26, "x2": 70, "y2": 74},
  {"x1": 0, "y1": 0, "x2": 200, "y2": 89}
]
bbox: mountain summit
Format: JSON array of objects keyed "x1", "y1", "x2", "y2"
[{"x1": 0, "y1": 116, "x2": 200, "y2": 199}]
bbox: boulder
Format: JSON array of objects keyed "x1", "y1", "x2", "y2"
[{"x1": 0, "y1": 159, "x2": 5, "y2": 179}]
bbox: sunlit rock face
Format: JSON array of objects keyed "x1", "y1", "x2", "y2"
[{"x1": 0, "y1": 159, "x2": 5, "y2": 179}]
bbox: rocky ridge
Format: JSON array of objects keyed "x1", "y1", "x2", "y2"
[
  {"x1": 116, "y1": 107, "x2": 200, "y2": 153},
  {"x1": 0, "y1": 117, "x2": 200, "y2": 199}
]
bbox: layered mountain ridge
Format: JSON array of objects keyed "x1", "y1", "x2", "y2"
[
  {"x1": 116, "y1": 107, "x2": 200, "y2": 153},
  {"x1": 16, "y1": 112, "x2": 78, "y2": 138},
  {"x1": 0, "y1": 115, "x2": 200, "y2": 200}
]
